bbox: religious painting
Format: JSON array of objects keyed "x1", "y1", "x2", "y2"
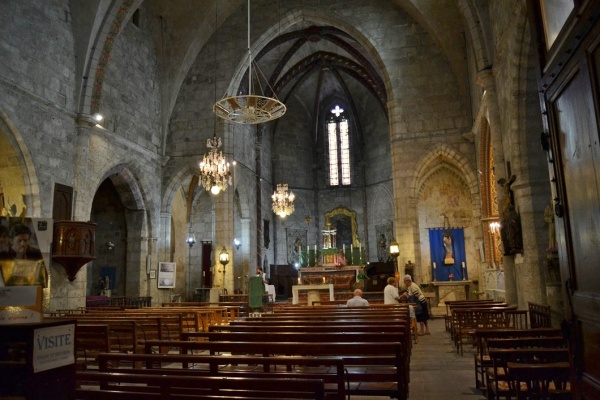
[
  {"x1": 0, "y1": 217, "x2": 52, "y2": 287},
  {"x1": 325, "y1": 207, "x2": 359, "y2": 248},
  {"x1": 286, "y1": 229, "x2": 306, "y2": 265},
  {"x1": 375, "y1": 222, "x2": 393, "y2": 262}
]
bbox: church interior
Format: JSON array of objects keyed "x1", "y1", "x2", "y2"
[{"x1": 1, "y1": 1, "x2": 600, "y2": 398}]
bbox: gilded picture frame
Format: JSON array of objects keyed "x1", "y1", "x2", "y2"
[{"x1": 324, "y1": 207, "x2": 359, "y2": 246}]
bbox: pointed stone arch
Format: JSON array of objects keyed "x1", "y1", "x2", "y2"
[{"x1": 0, "y1": 108, "x2": 41, "y2": 216}]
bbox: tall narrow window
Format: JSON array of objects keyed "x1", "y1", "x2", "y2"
[{"x1": 328, "y1": 105, "x2": 351, "y2": 186}]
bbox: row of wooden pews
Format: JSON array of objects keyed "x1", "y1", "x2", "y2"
[
  {"x1": 68, "y1": 302, "x2": 412, "y2": 400},
  {"x1": 445, "y1": 299, "x2": 571, "y2": 399},
  {"x1": 46, "y1": 305, "x2": 235, "y2": 371}
]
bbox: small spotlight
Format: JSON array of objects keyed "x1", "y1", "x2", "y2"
[{"x1": 93, "y1": 113, "x2": 103, "y2": 122}]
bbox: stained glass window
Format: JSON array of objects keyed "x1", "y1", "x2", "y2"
[{"x1": 328, "y1": 106, "x2": 351, "y2": 186}]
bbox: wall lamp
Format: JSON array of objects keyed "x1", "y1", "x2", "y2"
[{"x1": 233, "y1": 238, "x2": 241, "y2": 250}]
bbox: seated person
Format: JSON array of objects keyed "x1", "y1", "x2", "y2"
[{"x1": 346, "y1": 288, "x2": 369, "y2": 307}]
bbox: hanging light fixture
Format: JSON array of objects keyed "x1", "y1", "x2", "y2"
[
  {"x1": 213, "y1": 0, "x2": 286, "y2": 124},
  {"x1": 199, "y1": 134, "x2": 232, "y2": 195},
  {"x1": 272, "y1": 183, "x2": 295, "y2": 218}
]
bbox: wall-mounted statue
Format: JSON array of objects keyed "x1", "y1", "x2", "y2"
[{"x1": 498, "y1": 175, "x2": 523, "y2": 255}]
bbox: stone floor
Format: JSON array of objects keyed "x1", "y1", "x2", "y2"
[{"x1": 354, "y1": 311, "x2": 487, "y2": 400}]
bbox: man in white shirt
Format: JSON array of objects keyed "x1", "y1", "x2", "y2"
[{"x1": 346, "y1": 288, "x2": 369, "y2": 306}]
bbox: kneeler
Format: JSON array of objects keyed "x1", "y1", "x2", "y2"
[{"x1": 248, "y1": 276, "x2": 265, "y2": 310}]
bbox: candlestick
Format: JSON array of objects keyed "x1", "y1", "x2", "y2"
[
  {"x1": 314, "y1": 244, "x2": 317, "y2": 252},
  {"x1": 462, "y1": 262, "x2": 466, "y2": 280},
  {"x1": 433, "y1": 262, "x2": 437, "y2": 282}
]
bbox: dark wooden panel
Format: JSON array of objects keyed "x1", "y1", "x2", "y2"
[{"x1": 52, "y1": 183, "x2": 73, "y2": 221}]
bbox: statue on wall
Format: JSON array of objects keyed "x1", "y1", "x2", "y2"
[
  {"x1": 377, "y1": 233, "x2": 387, "y2": 262},
  {"x1": 498, "y1": 175, "x2": 523, "y2": 255}
]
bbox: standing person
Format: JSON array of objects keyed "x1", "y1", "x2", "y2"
[
  {"x1": 400, "y1": 274, "x2": 430, "y2": 335},
  {"x1": 383, "y1": 277, "x2": 401, "y2": 304},
  {"x1": 346, "y1": 288, "x2": 369, "y2": 307}
]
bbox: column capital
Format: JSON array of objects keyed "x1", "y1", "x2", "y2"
[{"x1": 476, "y1": 68, "x2": 496, "y2": 91}]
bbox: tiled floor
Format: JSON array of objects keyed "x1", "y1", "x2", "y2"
[{"x1": 354, "y1": 313, "x2": 487, "y2": 400}]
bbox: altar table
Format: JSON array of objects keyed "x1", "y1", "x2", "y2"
[{"x1": 292, "y1": 284, "x2": 334, "y2": 305}]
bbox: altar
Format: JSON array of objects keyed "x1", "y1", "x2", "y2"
[
  {"x1": 298, "y1": 265, "x2": 361, "y2": 291},
  {"x1": 433, "y1": 280, "x2": 472, "y2": 306},
  {"x1": 292, "y1": 284, "x2": 334, "y2": 305}
]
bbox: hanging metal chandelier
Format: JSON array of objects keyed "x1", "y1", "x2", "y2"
[
  {"x1": 213, "y1": 0, "x2": 286, "y2": 124},
  {"x1": 199, "y1": 135, "x2": 232, "y2": 195},
  {"x1": 272, "y1": 183, "x2": 295, "y2": 218}
]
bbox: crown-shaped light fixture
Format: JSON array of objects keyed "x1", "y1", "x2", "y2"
[
  {"x1": 272, "y1": 183, "x2": 295, "y2": 218},
  {"x1": 198, "y1": 134, "x2": 232, "y2": 195},
  {"x1": 213, "y1": 0, "x2": 286, "y2": 124}
]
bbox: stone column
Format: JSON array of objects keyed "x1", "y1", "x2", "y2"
[
  {"x1": 476, "y1": 70, "x2": 517, "y2": 306},
  {"x1": 387, "y1": 99, "x2": 418, "y2": 276}
]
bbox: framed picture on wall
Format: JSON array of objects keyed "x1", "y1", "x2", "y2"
[{"x1": 158, "y1": 262, "x2": 176, "y2": 288}]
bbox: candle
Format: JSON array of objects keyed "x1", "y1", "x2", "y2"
[
  {"x1": 322, "y1": 276, "x2": 326, "y2": 284},
  {"x1": 343, "y1": 244, "x2": 345, "y2": 251},
  {"x1": 298, "y1": 277, "x2": 301, "y2": 284},
  {"x1": 433, "y1": 262, "x2": 437, "y2": 269},
  {"x1": 314, "y1": 245, "x2": 317, "y2": 252}
]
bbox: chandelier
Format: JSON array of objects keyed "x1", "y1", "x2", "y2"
[
  {"x1": 272, "y1": 183, "x2": 295, "y2": 218},
  {"x1": 213, "y1": 0, "x2": 286, "y2": 125},
  {"x1": 199, "y1": 135, "x2": 232, "y2": 195}
]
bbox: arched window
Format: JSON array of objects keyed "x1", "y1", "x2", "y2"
[{"x1": 327, "y1": 105, "x2": 351, "y2": 186}]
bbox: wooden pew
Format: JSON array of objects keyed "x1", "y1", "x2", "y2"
[
  {"x1": 506, "y1": 361, "x2": 571, "y2": 399},
  {"x1": 528, "y1": 301, "x2": 552, "y2": 328},
  {"x1": 444, "y1": 300, "x2": 504, "y2": 331},
  {"x1": 142, "y1": 340, "x2": 408, "y2": 400},
  {"x1": 451, "y1": 307, "x2": 519, "y2": 355},
  {"x1": 75, "y1": 324, "x2": 111, "y2": 370},
  {"x1": 472, "y1": 327, "x2": 562, "y2": 391},
  {"x1": 95, "y1": 353, "x2": 346, "y2": 400},
  {"x1": 486, "y1": 348, "x2": 569, "y2": 400},
  {"x1": 76, "y1": 371, "x2": 326, "y2": 399}
]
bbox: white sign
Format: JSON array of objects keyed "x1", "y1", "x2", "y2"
[{"x1": 33, "y1": 324, "x2": 75, "y2": 373}]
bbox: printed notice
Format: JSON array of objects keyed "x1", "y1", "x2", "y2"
[{"x1": 33, "y1": 324, "x2": 75, "y2": 373}]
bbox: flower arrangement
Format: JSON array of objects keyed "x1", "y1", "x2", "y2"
[{"x1": 448, "y1": 273, "x2": 454, "y2": 281}]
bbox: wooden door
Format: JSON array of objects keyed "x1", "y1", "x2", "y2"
[{"x1": 530, "y1": 2, "x2": 600, "y2": 398}]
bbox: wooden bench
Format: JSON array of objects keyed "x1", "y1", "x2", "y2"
[
  {"x1": 76, "y1": 371, "x2": 326, "y2": 399},
  {"x1": 75, "y1": 324, "x2": 111, "y2": 370},
  {"x1": 528, "y1": 301, "x2": 552, "y2": 328},
  {"x1": 506, "y1": 361, "x2": 571, "y2": 399},
  {"x1": 472, "y1": 328, "x2": 562, "y2": 390},
  {"x1": 451, "y1": 307, "x2": 519, "y2": 355},
  {"x1": 94, "y1": 353, "x2": 345, "y2": 400},
  {"x1": 142, "y1": 339, "x2": 408, "y2": 400},
  {"x1": 486, "y1": 348, "x2": 569, "y2": 400}
]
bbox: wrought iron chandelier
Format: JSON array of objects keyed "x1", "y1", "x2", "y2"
[
  {"x1": 272, "y1": 183, "x2": 295, "y2": 218},
  {"x1": 199, "y1": 135, "x2": 232, "y2": 195},
  {"x1": 213, "y1": 0, "x2": 286, "y2": 124}
]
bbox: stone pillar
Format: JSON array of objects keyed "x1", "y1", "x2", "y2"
[
  {"x1": 49, "y1": 114, "x2": 95, "y2": 310},
  {"x1": 387, "y1": 99, "x2": 418, "y2": 275},
  {"x1": 476, "y1": 70, "x2": 518, "y2": 306}
]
